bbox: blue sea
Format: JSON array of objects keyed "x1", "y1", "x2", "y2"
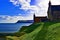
[{"x1": 0, "y1": 23, "x2": 32, "y2": 33}]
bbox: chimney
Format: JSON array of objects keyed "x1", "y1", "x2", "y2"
[
  {"x1": 48, "y1": 1, "x2": 53, "y2": 21},
  {"x1": 49, "y1": 1, "x2": 51, "y2": 7}
]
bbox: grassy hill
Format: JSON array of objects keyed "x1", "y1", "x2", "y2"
[{"x1": 6, "y1": 22, "x2": 60, "y2": 40}]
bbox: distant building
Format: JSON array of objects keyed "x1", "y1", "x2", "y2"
[
  {"x1": 34, "y1": 1, "x2": 60, "y2": 22},
  {"x1": 34, "y1": 14, "x2": 48, "y2": 23},
  {"x1": 48, "y1": 1, "x2": 60, "y2": 21}
]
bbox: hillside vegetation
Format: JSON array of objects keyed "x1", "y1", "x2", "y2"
[{"x1": 7, "y1": 22, "x2": 60, "y2": 40}]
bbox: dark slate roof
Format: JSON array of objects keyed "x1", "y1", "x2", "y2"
[{"x1": 51, "y1": 5, "x2": 60, "y2": 11}]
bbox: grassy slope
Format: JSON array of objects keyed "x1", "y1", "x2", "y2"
[{"x1": 7, "y1": 22, "x2": 60, "y2": 40}]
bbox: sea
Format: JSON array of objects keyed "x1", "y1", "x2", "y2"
[{"x1": 0, "y1": 23, "x2": 32, "y2": 33}]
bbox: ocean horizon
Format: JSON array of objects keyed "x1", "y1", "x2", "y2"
[{"x1": 0, "y1": 23, "x2": 32, "y2": 33}]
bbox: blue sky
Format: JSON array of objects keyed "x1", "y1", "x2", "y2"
[
  {"x1": 0, "y1": 0, "x2": 60, "y2": 23},
  {"x1": 0, "y1": 0, "x2": 25, "y2": 16},
  {"x1": 0, "y1": 0, "x2": 36, "y2": 16}
]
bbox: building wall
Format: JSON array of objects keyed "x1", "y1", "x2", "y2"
[
  {"x1": 48, "y1": 1, "x2": 60, "y2": 21},
  {"x1": 34, "y1": 16, "x2": 48, "y2": 22},
  {"x1": 52, "y1": 11, "x2": 60, "y2": 20},
  {"x1": 34, "y1": 17, "x2": 41, "y2": 23}
]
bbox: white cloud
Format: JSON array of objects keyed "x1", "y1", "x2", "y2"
[
  {"x1": 0, "y1": 14, "x2": 33, "y2": 23},
  {"x1": 18, "y1": 14, "x2": 22, "y2": 15},
  {"x1": 10, "y1": 0, "x2": 60, "y2": 16},
  {"x1": 0, "y1": 15, "x2": 18, "y2": 23},
  {"x1": 51, "y1": 0, "x2": 60, "y2": 5},
  {"x1": 10, "y1": 0, "x2": 60, "y2": 20},
  {"x1": 10, "y1": 0, "x2": 50, "y2": 17},
  {"x1": 10, "y1": 0, "x2": 31, "y2": 10}
]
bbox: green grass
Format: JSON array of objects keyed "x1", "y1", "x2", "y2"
[{"x1": 6, "y1": 22, "x2": 60, "y2": 40}]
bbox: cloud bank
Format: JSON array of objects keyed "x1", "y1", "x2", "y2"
[
  {"x1": 10, "y1": 0, "x2": 60, "y2": 16},
  {"x1": 51, "y1": 0, "x2": 60, "y2": 5},
  {"x1": 10, "y1": 0, "x2": 50, "y2": 17},
  {"x1": 0, "y1": 14, "x2": 33, "y2": 23}
]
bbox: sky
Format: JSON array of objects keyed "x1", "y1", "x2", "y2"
[{"x1": 0, "y1": 0, "x2": 60, "y2": 23}]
